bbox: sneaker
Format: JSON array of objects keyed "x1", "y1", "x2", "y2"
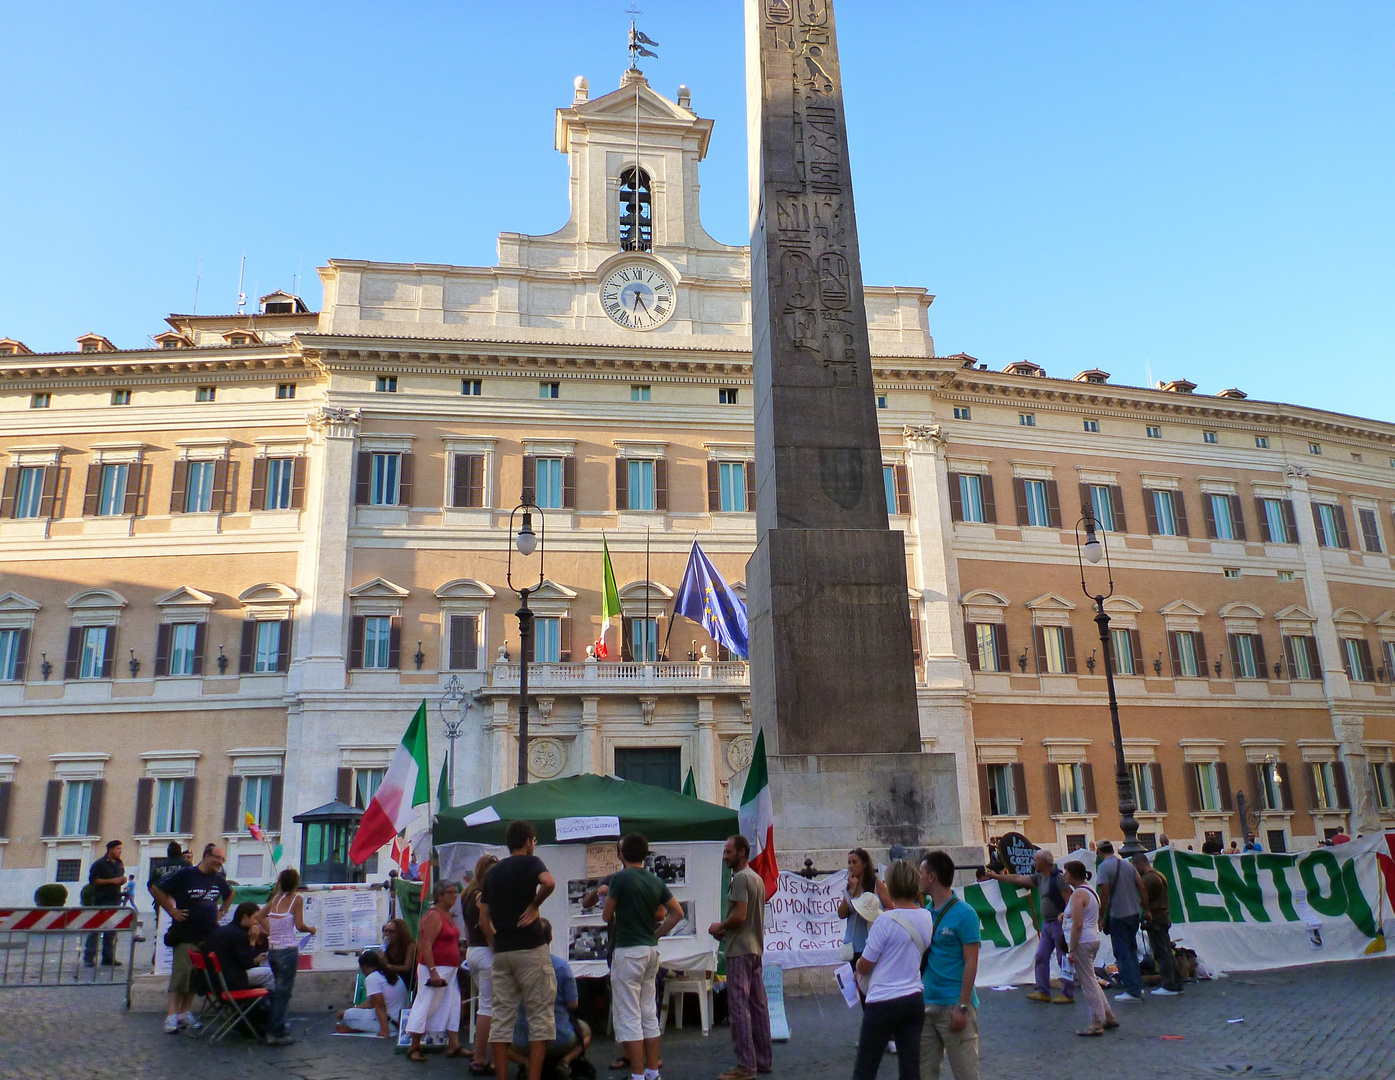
[
  {"x1": 887, "y1": 1042, "x2": 897, "y2": 1054},
  {"x1": 178, "y1": 1011, "x2": 201, "y2": 1030},
  {"x1": 163, "y1": 1014, "x2": 181, "y2": 1034},
  {"x1": 1113, "y1": 992, "x2": 1142, "y2": 1002},
  {"x1": 1025, "y1": 991, "x2": 1052, "y2": 1003},
  {"x1": 266, "y1": 1034, "x2": 296, "y2": 1046},
  {"x1": 1150, "y1": 987, "x2": 1181, "y2": 996},
  {"x1": 1051, "y1": 995, "x2": 1074, "y2": 1004}
]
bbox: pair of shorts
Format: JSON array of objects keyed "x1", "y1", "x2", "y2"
[
  {"x1": 490, "y1": 945, "x2": 556, "y2": 1044},
  {"x1": 467, "y1": 945, "x2": 494, "y2": 1018},
  {"x1": 168, "y1": 942, "x2": 195, "y2": 995}
]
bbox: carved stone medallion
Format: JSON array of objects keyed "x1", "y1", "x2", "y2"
[
  {"x1": 528, "y1": 737, "x2": 567, "y2": 779},
  {"x1": 726, "y1": 735, "x2": 755, "y2": 773}
]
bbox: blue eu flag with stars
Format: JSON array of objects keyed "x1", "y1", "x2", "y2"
[{"x1": 673, "y1": 541, "x2": 749, "y2": 659}]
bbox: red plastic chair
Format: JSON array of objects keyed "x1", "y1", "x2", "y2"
[{"x1": 194, "y1": 949, "x2": 270, "y2": 1044}]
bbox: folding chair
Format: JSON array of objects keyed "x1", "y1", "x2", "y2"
[
  {"x1": 198, "y1": 950, "x2": 270, "y2": 1044},
  {"x1": 186, "y1": 949, "x2": 223, "y2": 1034}
]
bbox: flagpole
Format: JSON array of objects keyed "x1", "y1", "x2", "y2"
[{"x1": 645, "y1": 526, "x2": 651, "y2": 661}]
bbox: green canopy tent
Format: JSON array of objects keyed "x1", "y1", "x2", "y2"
[{"x1": 435, "y1": 773, "x2": 737, "y2": 845}]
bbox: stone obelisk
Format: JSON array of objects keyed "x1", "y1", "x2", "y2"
[{"x1": 745, "y1": 0, "x2": 960, "y2": 857}]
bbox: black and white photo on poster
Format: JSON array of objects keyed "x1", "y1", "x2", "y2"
[
  {"x1": 567, "y1": 878, "x2": 606, "y2": 917},
  {"x1": 662, "y1": 900, "x2": 696, "y2": 938},
  {"x1": 569, "y1": 924, "x2": 609, "y2": 962},
  {"x1": 644, "y1": 853, "x2": 686, "y2": 887}
]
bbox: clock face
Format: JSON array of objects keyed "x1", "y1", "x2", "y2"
[{"x1": 599, "y1": 263, "x2": 675, "y2": 331}]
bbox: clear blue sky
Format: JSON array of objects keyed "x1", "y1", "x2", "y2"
[{"x1": 3, "y1": 3, "x2": 1391, "y2": 420}]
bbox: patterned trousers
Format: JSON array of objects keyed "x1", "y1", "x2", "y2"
[{"x1": 725, "y1": 953, "x2": 773, "y2": 1072}]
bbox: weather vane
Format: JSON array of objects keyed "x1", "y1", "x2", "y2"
[{"x1": 626, "y1": 6, "x2": 659, "y2": 67}]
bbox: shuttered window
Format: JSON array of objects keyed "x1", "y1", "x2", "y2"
[
  {"x1": 535, "y1": 458, "x2": 565, "y2": 509},
  {"x1": 1040, "y1": 626, "x2": 1072, "y2": 674},
  {"x1": 13, "y1": 467, "x2": 44, "y2": 518},
  {"x1": 448, "y1": 615, "x2": 480, "y2": 671},
  {"x1": 1023, "y1": 480, "x2": 1051, "y2": 527},
  {"x1": 985, "y1": 764, "x2": 1017, "y2": 815},
  {"x1": 79, "y1": 627, "x2": 109, "y2": 679},
  {"x1": 534, "y1": 617, "x2": 562, "y2": 663},
  {"x1": 1193, "y1": 763, "x2": 1222, "y2": 811},
  {"x1": 0, "y1": 628, "x2": 26, "y2": 681},
  {"x1": 97, "y1": 465, "x2": 129, "y2": 516},
  {"x1": 61, "y1": 779, "x2": 95, "y2": 836},
  {"x1": 719, "y1": 462, "x2": 747, "y2": 512}
]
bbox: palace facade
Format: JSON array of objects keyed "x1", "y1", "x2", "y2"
[{"x1": 1, "y1": 71, "x2": 1392, "y2": 902}]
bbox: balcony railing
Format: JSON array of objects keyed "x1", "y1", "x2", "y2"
[{"x1": 486, "y1": 658, "x2": 749, "y2": 692}]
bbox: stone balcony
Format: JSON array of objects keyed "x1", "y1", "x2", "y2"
[{"x1": 482, "y1": 656, "x2": 750, "y2": 696}]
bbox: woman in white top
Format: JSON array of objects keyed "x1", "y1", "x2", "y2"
[
  {"x1": 1063, "y1": 860, "x2": 1117, "y2": 1036},
  {"x1": 256, "y1": 867, "x2": 317, "y2": 1046},
  {"x1": 851, "y1": 860, "x2": 936, "y2": 1080},
  {"x1": 337, "y1": 951, "x2": 411, "y2": 1037}
]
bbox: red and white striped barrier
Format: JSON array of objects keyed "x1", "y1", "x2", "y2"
[{"x1": 0, "y1": 907, "x2": 137, "y2": 933}]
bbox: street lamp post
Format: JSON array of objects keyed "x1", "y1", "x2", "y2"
[
  {"x1": 1075, "y1": 505, "x2": 1144, "y2": 858},
  {"x1": 438, "y1": 674, "x2": 471, "y2": 806},
  {"x1": 507, "y1": 491, "x2": 545, "y2": 787}
]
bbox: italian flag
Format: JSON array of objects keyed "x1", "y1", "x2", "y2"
[
  {"x1": 738, "y1": 729, "x2": 779, "y2": 896},
  {"x1": 596, "y1": 536, "x2": 621, "y2": 658},
  {"x1": 349, "y1": 701, "x2": 431, "y2": 865}
]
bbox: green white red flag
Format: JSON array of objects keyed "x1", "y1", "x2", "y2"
[
  {"x1": 738, "y1": 729, "x2": 779, "y2": 896},
  {"x1": 350, "y1": 701, "x2": 431, "y2": 864}
]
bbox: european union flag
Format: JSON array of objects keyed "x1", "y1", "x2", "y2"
[{"x1": 672, "y1": 541, "x2": 749, "y2": 659}]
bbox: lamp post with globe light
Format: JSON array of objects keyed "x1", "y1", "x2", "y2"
[{"x1": 507, "y1": 492, "x2": 545, "y2": 786}]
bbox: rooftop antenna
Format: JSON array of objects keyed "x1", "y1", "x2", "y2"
[
  {"x1": 192, "y1": 256, "x2": 202, "y2": 315},
  {"x1": 236, "y1": 254, "x2": 247, "y2": 314},
  {"x1": 626, "y1": 7, "x2": 658, "y2": 253}
]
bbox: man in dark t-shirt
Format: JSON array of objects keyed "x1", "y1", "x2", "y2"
[
  {"x1": 84, "y1": 840, "x2": 126, "y2": 967},
  {"x1": 151, "y1": 846, "x2": 232, "y2": 1034},
  {"x1": 479, "y1": 820, "x2": 557, "y2": 1080}
]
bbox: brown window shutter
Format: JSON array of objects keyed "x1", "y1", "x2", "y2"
[
  {"x1": 12, "y1": 628, "x2": 29, "y2": 682},
  {"x1": 123, "y1": 464, "x2": 144, "y2": 516},
  {"x1": 1282, "y1": 636, "x2": 1297, "y2": 679},
  {"x1": 1334, "y1": 505, "x2": 1351, "y2": 549},
  {"x1": 744, "y1": 461, "x2": 756, "y2": 513},
  {"x1": 1216, "y1": 763, "x2": 1233, "y2": 812},
  {"x1": 1011, "y1": 763, "x2": 1029, "y2": 814},
  {"x1": 1252, "y1": 634, "x2": 1268, "y2": 678},
  {"x1": 1109, "y1": 485, "x2": 1127, "y2": 533},
  {"x1": 1195, "y1": 632, "x2": 1208, "y2": 673},
  {"x1": 1173, "y1": 491, "x2": 1189, "y2": 536},
  {"x1": 1082, "y1": 763, "x2": 1097, "y2": 814},
  {"x1": 267, "y1": 775, "x2": 284, "y2": 830},
  {"x1": 1340, "y1": 639, "x2": 1354, "y2": 678},
  {"x1": 558, "y1": 616, "x2": 572, "y2": 662},
  {"x1": 1275, "y1": 762, "x2": 1295, "y2": 810},
  {"x1": 1184, "y1": 765, "x2": 1200, "y2": 813},
  {"x1": 191, "y1": 623, "x2": 207, "y2": 676},
  {"x1": 1168, "y1": 631, "x2": 1182, "y2": 676},
  {"x1": 1357, "y1": 639, "x2": 1374, "y2": 681},
  {"x1": 210, "y1": 458, "x2": 229, "y2": 513},
  {"x1": 994, "y1": 625, "x2": 1010, "y2": 673},
  {"x1": 239, "y1": 620, "x2": 256, "y2": 674},
  {"x1": 290, "y1": 456, "x2": 307, "y2": 510},
  {"x1": 1359, "y1": 508, "x2": 1380, "y2": 552},
  {"x1": 1150, "y1": 763, "x2": 1168, "y2": 813},
  {"x1": 87, "y1": 779, "x2": 105, "y2": 834},
  {"x1": 1013, "y1": 478, "x2": 1030, "y2": 526},
  {"x1": 1063, "y1": 626, "x2": 1077, "y2": 674},
  {"x1": 397, "y1": 454, "x2": 413, "y2": 506},
  {"x1": 1229, "y1": 495, "x2": 1247, "y2": 541},
  {"x1": 562, "y1": 455, "x2": 576, "y2": 508},
  {"x1": 348, "y1": 616, "x2": 365, "y2": 670},
  {"x1": 1033, "y1": 626, "x2": 1046, "y2": 673},
  {"x1": 169, "y1": 459, "x2": 188, "y2": 513},
  {"x1": 1311, "y1": 503, "x2": 1326, "y2": 546},
  {"x1": 655, "y1": 458, "x2": 668, "y2": 511},
  {"x1": 1227, "y1": 633, "x2": 1241, "y2": 677},
  {"x1": 1254, "y1": 497, "x2": 1271, "y2": 542},
  {"x1": 1046, "y1": 764, "x2": 1062, "y2": 815},
  {"x1": 1305, "y1": 637, "x2": 1321, "y2": 679},
  {"x1": 1281, "y1": 500, "x2": 1298, "y2": 543},
  {"x1": 1078, "y1": 483, "x2": 1092, "y2": 522},
  {"x1": 706, "y1": 461, "x2": 720, "y2": 511},
  {"x1": 1333, "y1": 762, "x2": 1351, "y2": 809},
  {"x1": 0, "y1": 782, "x2": 10, "y2": 838},
  {"x1": 39, "y1": 464, "x2": 61, "y2": 519},
  {"x1": 909, "y1": 611, "x2": 921, "y2": 667},
  {"x1": 388, "y1": 616, "x2": 402, "y2": 669},
  {"x1": 1143, "y1": 489, "x2": 1159, "y2": 534},
  {"x1": 42, "y1": 779, "x2": 63, "y2": 836},
  {"x1": 0, "y1": 468, "x2": 17, "y2": 518},
  {"x1": 964, "y1": 622, "x2": 979, "y2": 671},
  {"x1": 133, "y1": 777, "x2": 154, "y2": 835},
  {"x1": 64, "y1": 626, "x2": 83, "y2": 680},
  {"x1": 449, "y1": 614, "x2": 466, "y2": 669},
  {"x1": 521, "y1": 454, "x2": 536, "y2": 500},
  {"x1": 336, "y1": 768, "x2": 353, "y2": 805},
  {"x1": 155, "y1": 624, "x2": 172, "y2": 677},
  {"x1": 178, "y1": 777, "x2": 197, "y2": 834},
  {"x1": 621, "y1": 616, "x2": 634, "y2": 662},
  {"x1": 948, "y1": 473, "x2": 964, "y2": 521},
  {"x1": 461, "y1": 615, "x2": 479, "y2": 669},
  {"x1": 1129, "y1": 629, "x2": 1144, "y2": 674},
  {"x1": 355, "y1": 451, "x2": 372, "y2": 505},
  {"x1": 223, "y1": 776, "x2": 243, "y2": 833},
  {"x1": 979, "y1": 475, "x2": 997, "y2": 523},
  {"x1": 615, "y1": 457, "x2": 629, "y2": 510},
  {"x1": 1045, "y1": 479, "x2": 1062, "y2": 528},
  {"x1": 1202, "y1": 492, "x2": 1218, "y2": 538},
  {"x1": 978, "y1": 765, "x2": 992, "y2": 815},
  {"x1": 471, "y1": 455, "x2": 486, "y2": 507},
  {"x1": 1303, "y1": 760, "x2": 1320, "y2": 809},
  {"x1": 452, "y1": 454, "x2": 470, "y2": 508},
  {"x1": 276, "y1": 619, "x2": 292, "y2": 672},
  {"x1": 83, "y1": 463, "x2": 103, "y2": 516},
  {"x1": 100, "y1": 626, "x2": 117, "y2": 678},
  {"x1": 894, "y1": 465, "x2": 910, "y2": 515},
  {"x1": 250, "y1": 458, "x2": 268, "y2": 511}
]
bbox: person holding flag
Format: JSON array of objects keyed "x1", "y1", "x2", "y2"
[
  {"x1": 596, "y1": 534, "x2": 621, "y2": 658},
  {"x1": 349, "y1": 701, "x2": 432, "y2": 867},
  {"x1": 671, "y1": 540, "x2": 748, "y2": 659}
]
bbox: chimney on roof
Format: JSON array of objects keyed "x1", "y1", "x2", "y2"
[
  {"x1": 1160, "y1": 378, "x2": 1197, "y2": 394},
  {"x1": 1216, "y1": 388, "x2": 1248, "y2": 400},
  {"x1": 1004, "y1": 360, "x2": 1045, "y2": 377}
]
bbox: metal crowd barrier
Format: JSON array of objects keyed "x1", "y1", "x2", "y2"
[{"x1": 0, "y1": 905, "x2": 139, "y2": 1007}]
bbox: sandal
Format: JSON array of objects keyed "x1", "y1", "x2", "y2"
[
  {"x1": 1104, "y1": 1018, "x2": 1120, "y2": 1030},
  {"x1": 408, "y1": 1050, "x2": 429, "y2": 1062},
  {"x1": 1076, "y1": 1028, "x2": 1104, "y2": 1037},
  {"x1": 446, "y1": 1048, "x2": 469, "y2": 1058},
  {"x1": 469, "y1": 1064, "x2": 495, "y2": 1076}
]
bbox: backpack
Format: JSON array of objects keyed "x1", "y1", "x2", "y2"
[{"x1": 1044, "y1": 868, "x2": 1067, "y2": 913}]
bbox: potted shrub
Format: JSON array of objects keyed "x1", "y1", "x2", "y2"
[{"x1": 33, "y1": 883, "x2": 68, "y2": 908}]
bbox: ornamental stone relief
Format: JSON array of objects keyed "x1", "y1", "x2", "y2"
[
  {"x1": 726, "y1": 735, "x2": 755, "y2": 773},
  {"x1": 528, "y1": 737, "x2": 567, "y2": 779}
]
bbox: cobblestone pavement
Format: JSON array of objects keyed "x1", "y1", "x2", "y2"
[{"x1": 2, "y1": 958, "x2": 1392, "y2": 1080}]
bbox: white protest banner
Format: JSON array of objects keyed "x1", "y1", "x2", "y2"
[
  {"x1": 762, "y1": 869, "x2": 847, "y2": 968},
  {"x1": 555, "y1": 815, "x2": 621, "y2": 841}
]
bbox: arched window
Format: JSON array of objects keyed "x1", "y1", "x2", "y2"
[{"x1": 619, "y1": 167, "x2": 652, "y2": 251}]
